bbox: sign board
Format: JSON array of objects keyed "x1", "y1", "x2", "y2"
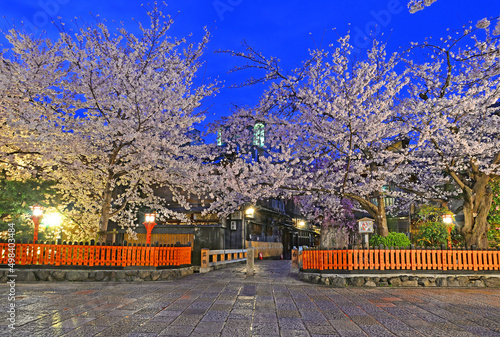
[{"x1": 358, "y1": 218, "x2": 374, "y2": 233}]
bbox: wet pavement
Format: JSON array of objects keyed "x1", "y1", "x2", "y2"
[{"x1": 1, "y1": 260, "x2": 500, "y2": 336}]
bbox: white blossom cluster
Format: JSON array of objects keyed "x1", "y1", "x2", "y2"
[
  {"x1": 208, "y1": 21, "x2": 500, "y2": 247},
  {"x1": 407, "y1": 0, "x2": 438, "y2": 14},
  {"x1": 0, "y1": 6, "x2": 217, "y2": 241},
  {"x1": 1, "y1": 5, "x2": 499, "y2": 248}
]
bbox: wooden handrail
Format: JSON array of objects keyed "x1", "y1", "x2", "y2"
[{"x1": 207, "y1": 249, "x2": 248, "y2": 267}]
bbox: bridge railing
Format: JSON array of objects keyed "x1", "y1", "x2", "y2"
[{"x1": 200, "y1": 248, "x2": 254, "y2": 275}]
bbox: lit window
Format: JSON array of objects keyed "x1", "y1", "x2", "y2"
[
  {"x1": 217, "y1": 129, "x2": 223, "y2": 146},
  {"x1": 253, "y1": 123, "x2": 265, "y2": 147}
]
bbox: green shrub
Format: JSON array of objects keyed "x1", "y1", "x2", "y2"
[
  {"x1": 450, "y1": 227, "x2": 465, "y2": 247},
  {"x1": 411, "y1": 205, "x2": 455, "y2": 248},
  {"x1": 487, "y1": 226, "x2": 500, "y2": 248},
  {"x1": 369, "y1": 232, "x2": 411, "y2": 248},
  {"x1": 412, "y1": 221, "x2": 449, "y2": 247}
]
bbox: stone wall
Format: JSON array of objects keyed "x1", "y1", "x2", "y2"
[
  {"x1": 298, "y1": 272, "x2": 500, "y2": 288},
  {"x1": 0, "y1": 267, "x2": 194, "y2": 282}
]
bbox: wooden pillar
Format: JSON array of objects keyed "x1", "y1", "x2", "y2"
[
  {"x1": 291, "y1": 248, "x2": 299, "y2": 272},
  {"x1": 246, "y1": 248, "x2": 254, "y2": 276},
  {"x1": 298, "y1": 249, "x2": 303, "y2": 269},
  {"x1": 200, "y1": 248, "x2": 210, "y2": 273}
]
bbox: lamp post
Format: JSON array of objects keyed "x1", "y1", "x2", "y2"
[
  {"x1": 143, "y1": 212, "x2": 157, "y2": 245},
  {"x1": 442, "y1": 214, "x2": 453, "y2": 249},
  {"x1": 30, "y1": 204, "x2": 43, "y2": 242},
  {"x1": 243, "y1": 207, "x2": 255, "y2": 249}
]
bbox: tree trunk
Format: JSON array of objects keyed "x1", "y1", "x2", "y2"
[
  {"x1": 462, "y1": 176, "x2": 493, "y2": 248},
  {"x1": 98, "y1": 182, "x2": 113, "y2": 243},
  {"x1": 377, "y1": 195, "x2": 389, "y2": 237},
  {"x1": 344, "y1": 193, "x2": 389, "y2": 237},
  {"x1": 320, "y1": 226, "x2": 348, "y2": 249}
]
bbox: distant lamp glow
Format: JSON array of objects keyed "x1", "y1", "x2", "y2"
[
  {"x1": 31, "y1": 204, "x2": 43, "y2": 217},
  {"x1": 30, "y1": 204, "x2": 43, "y2": 242},
  {"x1": 245, "y1": 207, "x2": 255, "y2": 218},
  {"x1": 442, "y1": 214, "x2": 454, "y2": 249},
  {"x1": 41, "y1": 212, "x2": 63, "y2": 227},
  {"x1": 442, "y1": 214, "x2": 453, "y2": 224},
  {"x1": 298, "y1": 220, "x2": 305, "y2": 228}
]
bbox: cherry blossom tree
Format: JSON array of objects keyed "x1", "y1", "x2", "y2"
[
  {"x1": 407, "y1": 0, "x2": 438, "y2": 14},
  {"x1": 209, "y1": 36, "x2": 411, "y2": 237},
  {"x1": 0, "y1": 5, "x2": 217, "y2": 241},
  {"x1": 401, "y1": 19, "x2": 500, "y2": 248}
]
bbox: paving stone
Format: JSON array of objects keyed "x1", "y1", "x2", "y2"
[
  {"x1": 279, "y1": 317, "x2": 307, "y2": 330},
  {"x1": 4, "y1": 261, "x2": 500, "y2": 337},
  {"x1": 61, "y1": 325, "x2": 109, "y2": 336},
  {"x1": 280, "y1": 330, "x2": 312, "y2": 337},
  {"x1": 170, "y1": 314, "x2": 202, "y2": 325},
  {"x1": 189, "y1": 333, "x2": 220, "y2": 337},
  {"x1": 277, "y1": 309, "x2": 301, "y2": 318},
  {"x1": 157, "y1": 324, "x2": 194, "y2": 336},
  {"x1": 224, "y1": 318, "x2": 252, "y2": 328},
  {"x1": 228, "y1": 308, "x2": 253, "y2": 319},
  {"x1": 130, "y1": 321, "x2": 170, "y2": 333},
  {"x1": 358, "y1": 324, "x2": 396, "y2": 336},
  {"x1": 349, "y1": 315, "x2": 379, "y2": 325},
  {"x1": 32, "y1": 327, "x2": 75, "y2": 337},
  {"x1": 200, "y1": 310, "x2": 229, "y2": 322},
  {"x1": 305, "y1": 323, "x2": 338, "y2": 335},
  {"x1": 53, "y1": 316, "x2": 96, "y2": 329},
  {"x1": 192, "y1": 321, "x2": 225, "y2": 333}
]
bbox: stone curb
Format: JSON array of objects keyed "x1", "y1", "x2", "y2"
[
  {"x1": 298, "y1": 271, "x2": 500, "y2": 287},
  {"x1": 0, "y1": 267, "x2": 194, "y2": 282}
]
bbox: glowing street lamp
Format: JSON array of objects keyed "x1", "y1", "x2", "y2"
[
  {"x1": 42, "y1": 212, "x2": 64, "y2": 241},
  {"x1": 30, "y1": 204, "x2": 43, "y2": 242},
  {"x1": 245, "y1": 207, "x2": 255, "y2": 218},
  {"x1": 442, "y1": 214, "x2": 454, "y2": 248},
  {"x1": 442, "y1": 214, "x2": 453, "y2": 224},
  {"x1": 143, "y1": 212, "x2": 157, "y2": 245}
]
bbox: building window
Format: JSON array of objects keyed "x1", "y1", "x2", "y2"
[
  {"x1": 251, "y1": 224, "x2": 262, "y2": 236},
  {"x1": 385, "y1": 197, "x2": 395, "y2": 206},
  {"x1": 217, "y1": 129, "x2": 223, "y2": 146},
  {"x1": 253, "y1": 122, "x2": 265, "y2": 147}
]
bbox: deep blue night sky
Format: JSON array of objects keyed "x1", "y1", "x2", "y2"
[{"x1": 1, "y1": 0, "x2": 499, "y2": 133}]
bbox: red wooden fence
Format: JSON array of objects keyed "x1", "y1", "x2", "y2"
[
  {"x1": 302, "y1": 247, "x2": 500, "y2": 272},
  {"x1": 0, "y1": 241, "x2": 191, "y2": 267}
]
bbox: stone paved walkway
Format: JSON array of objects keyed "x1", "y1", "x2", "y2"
[{"x1": 1, "y1": 261, "x2": 500, "y2": 336}]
